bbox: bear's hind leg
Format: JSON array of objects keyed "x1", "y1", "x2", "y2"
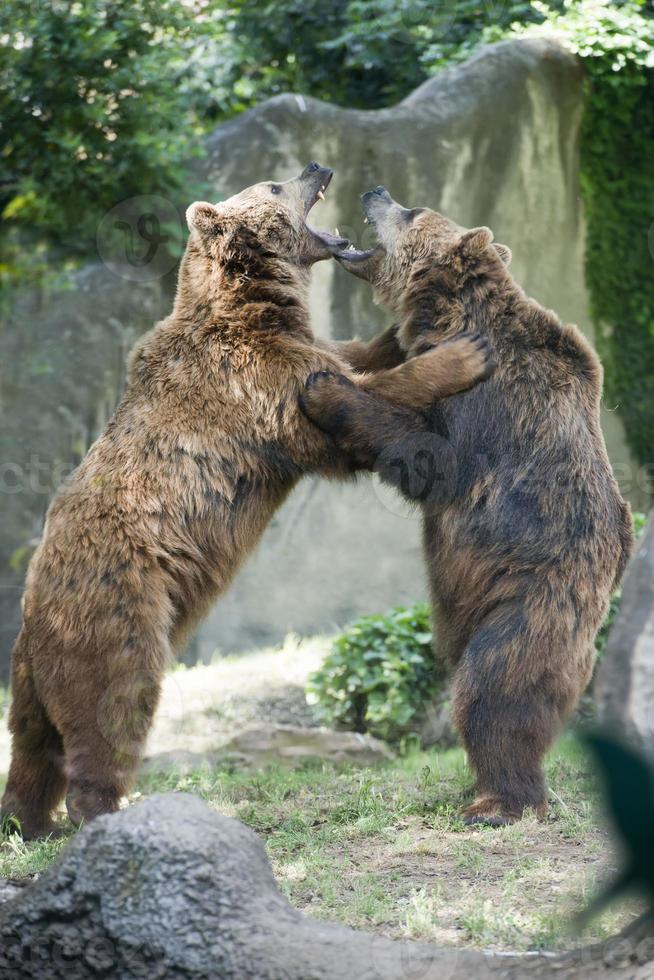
[
  {"x1": 452, "y1": 602, "x2": 583, "y2": 826},
  {"x1": 60, "y1": 653, "x2": 166, "y2": 827},
  {"x1": 1, "y1": 635, "x2": 67, "y2": 840}
]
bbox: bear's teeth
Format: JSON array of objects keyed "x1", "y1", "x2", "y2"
[
  {"x1": 334, "y1": 227, "x2": 339, "y2": 236},
  {"x1": 363, "y1": 217, "x2": 369, "y2": 224},
  {"x1": 317, "y1": 190, "x2": 325, "y2": 201}
]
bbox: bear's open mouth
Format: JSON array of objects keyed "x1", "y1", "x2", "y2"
[
  {"x1": 334, "y1": 184, "x2": 390, "y2": 264},
  {"x1": 304, "y1": 167, "x2": 333, "y2": 215},
  {"x1": 305, "y1": 172, "x2": 350, "y2": 251},
  {"x1": 336, "y1": 244, "x2": 379, "y2": 263}
]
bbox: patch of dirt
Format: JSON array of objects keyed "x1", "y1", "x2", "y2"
[{"x1": 282, "y1": 813, "x2": 637, "y2": 950}]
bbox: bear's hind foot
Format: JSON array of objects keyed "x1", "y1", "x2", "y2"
[
  {"x1": 0, "y1": 800, "x2": 62, "y2": 841},
  {"x1": 66, "y1": 785, "x2": 121, "y2": 828},
  {"x1": 461, "y1": 794, "x2": 548, "y2": 827}
]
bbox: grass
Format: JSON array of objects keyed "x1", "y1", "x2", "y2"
[{"x1": 0, "y1": 732, "x2": 642, "y2": 951}]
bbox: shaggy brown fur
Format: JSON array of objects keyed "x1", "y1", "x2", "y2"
[
  {"x1": 300, "y1": 187, "x2": 634, "y2": 825},
  {"x1": 1, "y1": 167, "x2": 494, "y2": 838}
]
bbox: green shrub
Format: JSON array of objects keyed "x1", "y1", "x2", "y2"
[
  {"x1": 0, "y1": 0, "x2": 205, "y2": 289},
  {"x1": 213, "y1": 0, "x2": 562, "y2": 113},
  {"x1": 306, "y1": 603, "x2": 444, "y2": 743}
]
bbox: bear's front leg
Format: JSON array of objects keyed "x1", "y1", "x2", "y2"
[
  {"x1": 299, "y1": 371, "x2": 413, "y2": 469},
  {"x1": 300, "y1": 372, "x2": 458, "y2": 505},
  {"x1": 362, "y1": 332, "x2": 495, "y2": 410},
  {"x1": 332, "y1": 324, "x2": 405, "y2": 373}
]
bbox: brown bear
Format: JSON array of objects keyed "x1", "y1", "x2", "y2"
[
  {"x1": 300, "y1": 186, "x2": 634, "y2": 825},
  {"x1": 1, "y1": 165, "x2": 495, "y2": 838}
]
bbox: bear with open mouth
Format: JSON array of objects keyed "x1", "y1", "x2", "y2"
[
  {"x1": 1, "y1": 165, "x2": 495, "y2": 837},
  {"x1": 300, "y1": 185, "x2": 634, "y2": 826}
]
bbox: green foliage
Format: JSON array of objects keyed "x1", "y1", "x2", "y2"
[
  {"x1": 210, "y1": 0, "x2": 562, "y2": 112},
  {"x1": 509, "y1": 0, "x2": 654, "y2": 467},
  {"x1": 0, "y1": 0, "x2": 204, "y2": 285},
  {"x1": 307, "y1": 603, "x2": 444, "y2": 743}
]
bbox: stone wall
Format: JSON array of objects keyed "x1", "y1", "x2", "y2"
[
  {"x1": 0, "y1": 38, "x2": 645, "y2": 673},
  {"x1": 596, "y1": 512, "x2": 654, "y2": 755}
]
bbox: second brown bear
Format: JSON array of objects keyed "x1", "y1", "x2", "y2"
[{"x1": 300, "y1": 187, "x2": 634, "y2": 825}]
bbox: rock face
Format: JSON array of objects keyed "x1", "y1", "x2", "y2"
[
  {"x1": 597, "y1": 512, "x2": 654, "y2": 755},
  {"x1": 143, "y1": 725, "x2": 392, "y2": 774},
  {"x1": 0, "y1": 794, "x2": 651, "y2": 979},
  {"x1": 0, "y1": 37, "x2": 643, "y2": 674},
  {"x1": 0, "y1": 265, "x2": 170, "y2": 673}
]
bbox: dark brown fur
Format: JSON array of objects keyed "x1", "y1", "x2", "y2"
[
  {"x1": 300, "y1": 194, "x2": 634, "y2": 825},
  {"x1": 1, "y1": 170, "x2": 493, "y2": 837}
]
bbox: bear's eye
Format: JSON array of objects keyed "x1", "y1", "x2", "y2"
[{"x1": 270, "y1": 184, "x2": 282, "y2": 195}]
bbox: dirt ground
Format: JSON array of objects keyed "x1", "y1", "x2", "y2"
[{"x1": 0, "y1": 638, "x2": 642, "y2": 952}]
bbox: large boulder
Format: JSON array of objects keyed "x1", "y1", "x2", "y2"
[
  {"x1": 596, "y1": 512, "x2": 654, "y2": 754},
  {"x1": 0, "y1": 794, "x2": 652, "y2": 979},
  {"x1": 0, "y1": 37, "x2": 643, "y2": 674},
  {"x1": 143, "y1": 724, "x2": 392, "y2": 774}
]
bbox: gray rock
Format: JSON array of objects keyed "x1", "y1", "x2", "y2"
[
  {"x1": 219, "y1": 723, "x2": 393, "y2": 767},
  {"x1": 0, "y1": 37, "x2": 643, "y2": 675},
  {"x1": 0, "y1": 879, "x2": 27, "y2": 906},
  {"x1": 0, "y1": 793, "x2": 651, "y2": 979},
  {"x1": 143, "y1": 724, "x2": 392, "y2": 774},
  {"x1": 596, "y1": 511, "x2": 654, "y2": 755}
]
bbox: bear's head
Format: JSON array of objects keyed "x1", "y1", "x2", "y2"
[
  {"x1": 185, "y1": 162, "x2": 349, "y2": 273},
  {"x1": 336, "y1": 186, "x2": 512, "y2": 315}
]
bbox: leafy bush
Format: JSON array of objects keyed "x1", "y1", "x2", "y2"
[
  {"x1": 306, "y1": 603, "x2": 444, "y2": 743},
  {"x1": 0, "y1": 0, "x2": 204, "y2": 286},
  {"x1": 213, "y1": 0, "x2": 562, "y2": 112}
]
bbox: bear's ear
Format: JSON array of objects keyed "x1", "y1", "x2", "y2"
[
  {"x1": 459, "y1": 226, "x2": 494, "y2": 256},
  {"x1": 493, "y1": 242, "x2": 512, "y2": 265},
  {"x1": 186, "y1": 201, "x2": 223, "y2": 236}
]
